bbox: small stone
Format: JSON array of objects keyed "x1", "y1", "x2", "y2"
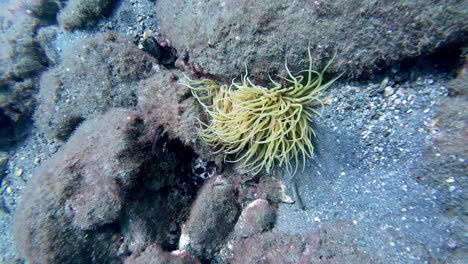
[
  {"x1": 117, "y1": 242, "x2": 129, "y2": 256},
  {"x1": 447, "y1": 239, "x2": 458, "y2": 249},
  {"x1": 445, "y1": 178, "x2": 455, "y2": 183},
  {"x1": 142, "y1": 30, "x2": 153, "y2": 40},
  {"x1": 380, "y1": 77, "x2": 389, "y2": 89},
  {"x1": 34, "y1": 157, "x2": 41, "y2": 164},
  {"x1": 15, "y1": 168, "x2": 24, "y2": 177},
  {"x1": 0, "y1": 153, "x2": 8, "y2": 171},
  {"x1": 384, "y1": 86, "x2": 395, "y2": 97},
  {"x1": 448, "y1": 186, "x2": 457, "y2": 192}
]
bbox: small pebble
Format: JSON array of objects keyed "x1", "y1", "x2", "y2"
[
  {"x1": 445, "y1": 178, "x2": 455, "y2": 183},
  {"x1": 384, "y1": 86, "x2": 395, "y2": 97},
  {"x1": 15, "y1": 168, "x2": 24, "y2": 177}
]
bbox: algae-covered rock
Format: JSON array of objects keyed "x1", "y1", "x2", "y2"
[
  {"x1": 58, "y1": 0, "x2": 114, "y2": 30},
  {"x1": 34, "y1": 32, "x2": 157, "y2": 140},
  {"x1": 21, "y1": 0, "x2": 62, "y2": 21},
  {"x1": 0, "y1": 10, "x2": 49, "y2": 148},
  {"x1": 220, "y1": 223, "x2": 373, "y2": 264},
  {"x1": 157, "y1": 0, "x2": 467, "y2": 80},
  {"x1": 233, "y1": 199, "x2": 276, "y2": 238},
  {"x1": 14, "y1": 109, "x2": 148, "y2": 263},
  {"x1": 124, "y1": 245, "x2": 201, "y2": 264},
  {"x1": 179, "y1": 176, "x2": 239, "y2": 261},
  {"x1": 137, "y1": 69, "x2": 218, "y2": 162}
]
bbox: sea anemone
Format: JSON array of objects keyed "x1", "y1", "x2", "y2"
[{"x1": 183, "y1": 48, "x2": 340, "y2": 175}]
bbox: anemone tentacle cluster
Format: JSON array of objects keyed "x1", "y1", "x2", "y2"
[{"x1": 183, "y1": 49, "x2": 340, "y2": 175}]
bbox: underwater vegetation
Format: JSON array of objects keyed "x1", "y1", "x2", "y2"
[{"x1": 184, "y1": 49, "x2": 341, "y2": 175}]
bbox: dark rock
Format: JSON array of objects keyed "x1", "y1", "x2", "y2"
[
  {"x1": 0, "y1": 12, "x2": 48, "y2": 148},
  {"x1": 237, "y1": 175, "x2": 290, "y2": 205},
  {"x1": 0, "y1": 79, "x2": 36, "y2": 124},
  {"x1": 0, "y1": 78, "x2": 37, "y2": 149},
  {"x1": 412, "y1": 69, "x2": 467, "y2": 223},
  {"x1": 179, "y1": 176, "x2": 239, "y2": 261},
  {"x1": 0, "y1": 152, "x2": 7, "y2": 183},
  {"x1": 1, "y1": 15, "x2": 48, "y2": 79},
  {"x1": 141, "y1": 37, "x2": 178, "y2": 67},
  {"x1": 141, "y1": 37, "x2": 163, "y2": 60},
  {"x1": 0, "y1": 110, "x2": 15, "y2": 150},
  {"x1": 21, "y1": 0, "x2": 62, "y2": 22}
]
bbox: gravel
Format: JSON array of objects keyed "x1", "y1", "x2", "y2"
[{"x1": 275, "y1": 73, "x2": 460, "y2": 263}]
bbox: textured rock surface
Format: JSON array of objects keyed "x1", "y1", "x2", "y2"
[
  {"x1": 58, "y1": 0, "x2": 114, "y2": 30},
  {"x1": 220, "y1": 223, "x2": 372, "y2": 264},
  {"x1": 124, "y1": 245, "x2": 200, "y2": 264},
  {"x1": 21, "y1": 0, "x2": 62, "y2": 21},
  {"x1": 179, "y1": 176, "x2": 239, "y2": 261},
  {"x1": 157, "y1": 0, "x2": 467, "y2": 80},
  {"x1": 233, "y1": 198, "x2": 276, "y2": 238},
  {"x1": 34, "y1": 32, "x2": 157, "y2": 140},
  {"x1": 0, "y1": 15, "x2": 48, "y2": 80},
  {"x1": 14, "y1": 109, "x2": 148, "y2": 263},
  {"x1": 0, "y1": 13, "x2": 48, "y2": 148},
  {"x1": 137, "y1": 69, "x2": 217, "y2": 161}
]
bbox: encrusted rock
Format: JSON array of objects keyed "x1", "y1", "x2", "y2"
[
  {"x1": 14, "y1": 109, "x2": 148, "y2": 263},
  {"x1": 125, "y1": 245, "x2": 201, "y2": 264},
  {"x1": 58, "y1": 0, "x2": 114, "y2": 30},
  {"x1": 157, "y1": 0, "x2": 467, "y2": 79},
  {"x1": 34, "y1": 33, "x2": 157, "y2": 140},
  {"x1": 233, "y1": 199, "x2": 276, "y2": 238},
  {"x1": 179, "y1": 176, "x2": 239, "y2": 261}
]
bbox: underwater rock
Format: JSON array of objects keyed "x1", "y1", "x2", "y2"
[
  {"x1": 14, "y1": 109, "x2": 149, "y2": 263},
  {"x1": 58, "y1": 0, "x2": 114, "y2": 30},
  {"x1": 34, "y1": 32, "x2": 157, "y2": 140},
  {"x1": 1, "y1": 15, "x2": 48, "y2": 80},
  {"x1": 0, "y1": 79, "x2": 36, "y2": 125},
  {"x1": 233, "y1": 198, "x2": 276, "y2": 238},
  {"x1": 156, "y1": 0, "x2": 467, "y2": 79},
  {"x1": 124, "y1": 245, "x2": 201, "y2": 264},
  {"x1": 36, "y1": 26, "x2": 60, "y2": 66},
  {"x1": 21, "y1": 0, "x2": 62, "y2": 22},
  {"x1": 220, "y1": 222, "x2": 373, "y2": 264},
  {"x1": 179, "y1": 176, "x2": 239, "y2": 261},
  {"x1": 0, "y1": 12, "x2": 48, "y2": 148},
  {"x1": 137, "y1": 69, "x2": 217, "y2": 162}
]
